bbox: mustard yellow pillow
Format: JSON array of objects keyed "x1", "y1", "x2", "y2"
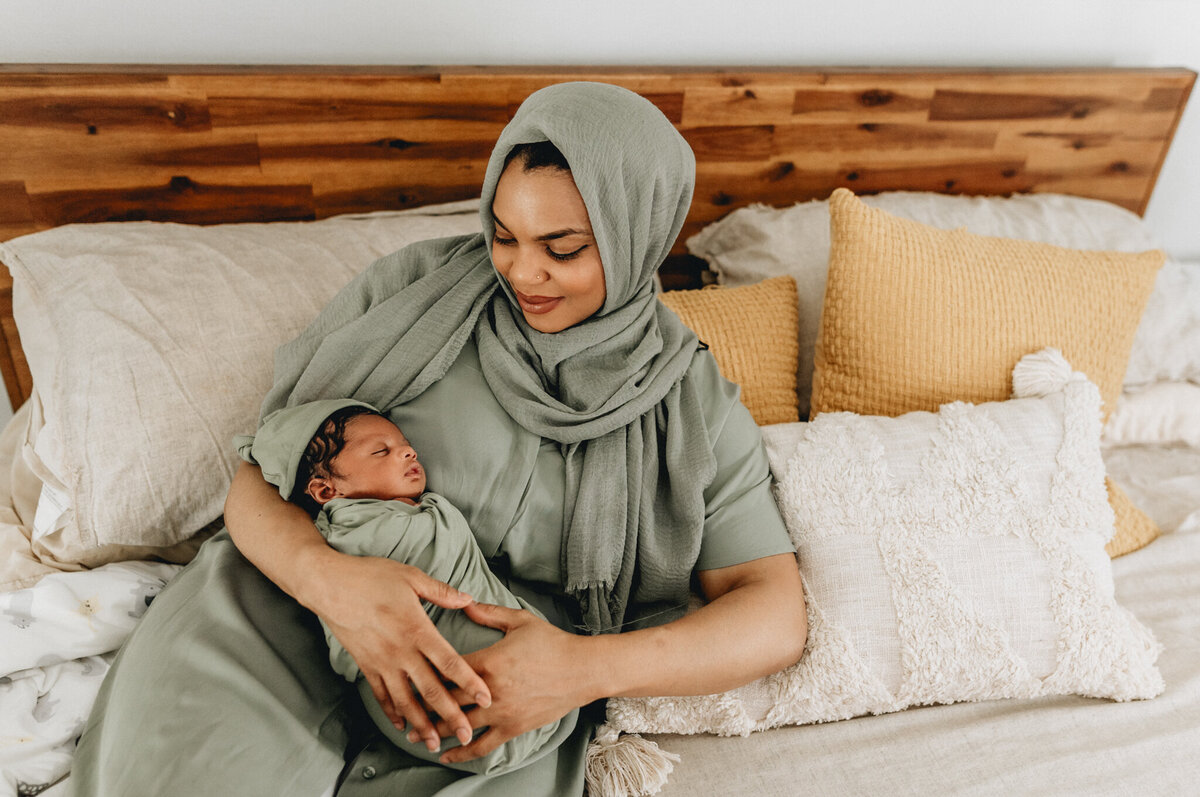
[
  {"x1": 813, "y1": 188, "x2": 1164, "y2": 556},
  {"x1": 660, "y1": 276, "x2": 800, "y2": 426}
]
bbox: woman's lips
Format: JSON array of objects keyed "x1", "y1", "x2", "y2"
[{"x1": 514, "y1": 290, "x2": 562, "y2": 315}]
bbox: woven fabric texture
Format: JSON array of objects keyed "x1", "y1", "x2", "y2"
[
  {"x1": 812, "y1": 189, "x2": 1164, "y2": 556},
  {"x1": 659, "y1": 276, "x2": 800, "y2": 426},
  {"x1": 606, "y1": 350, "x2": 1163, "y2": 738}
]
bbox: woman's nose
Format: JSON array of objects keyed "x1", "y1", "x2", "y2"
[{"x1": 505, "y1": 248, "x2": 546, "y2": 288}]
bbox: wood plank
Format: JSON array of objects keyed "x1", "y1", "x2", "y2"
[
  {"x1": 0, "y1": 94, "x2": 212, "y2": 132},
  {"x1": 27, "y1": 177, "x2": 315, "y2": 228},
  {"x1": 681, "y1": 125, "x2": 774, "y2": 161},
  {"x1": 772, "y1": 122, "x2": 998, "y2": 154},
  {"x1": 2, "y1": 132, "x2": 261, "y2": 184},
  {"x1": 928, "y1": 88, "x2": 1161, "y2": 122},
  {"x1": 680, "y1": 86, "x2": 799, "y2": 126},
  {"x1": 793, "y1": 86, "x2": 932, "y2": 116},
  {"x1": 208, "y1": 95, "x2": 510, "y2": 127},
  {"x1": 0, "y1": 181, "x2": 34, "y2": 230},
  {"x1": 315, "y1": 182, "x2": 484, "y2": 219},
  {"x1": 257, "y1": 123, "x2": 502, "y2": 165},
  {"x1": 0, "y1": 267, "x2": 30, "y2": 412},
  {"x1": 309, "y1": 160, "x2": 486, "y2": 217}
]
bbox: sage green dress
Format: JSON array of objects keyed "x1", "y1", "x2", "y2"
[{"x1": 69, "y1": 338, "x2": 793, "y2": 796}]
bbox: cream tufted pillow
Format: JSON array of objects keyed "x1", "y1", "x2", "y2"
[{"x1": 606, "y1": 349, "x2": 1162, "y2": 737}]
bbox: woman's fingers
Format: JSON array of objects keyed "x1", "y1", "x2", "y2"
[
  {"x1": 461, "y1": 601, "x2": 527, "y2": 633},
  {"x1": 316, "y1": 557, "x2": 490, "y2": 750},
  {"x1": 408, "y1": 567, "x2": 477, "y2": 611},
  {"x1": 389, "y1": 658, "x2": 454, "y2": 751},
  {"x1": 362, "y1": 671, "x2": 403, "y2": 728},
  {"x1": 421, "y1": 634, "x2": 493, "y2": 710},
  {"x1": 440, "y1": 726, "x2": 504, "y2": 765}
]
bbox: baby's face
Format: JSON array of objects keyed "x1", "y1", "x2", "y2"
[{"x1": 327, "y1": 414, "x2": 427, "y2": 502}]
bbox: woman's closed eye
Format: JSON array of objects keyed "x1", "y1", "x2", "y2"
[
  {"x1": 492, "y1": 233, "x2": 587, "y2": 262},
  {"x1": 547, "y1": 244, "x2": 587, "y2": 262}
]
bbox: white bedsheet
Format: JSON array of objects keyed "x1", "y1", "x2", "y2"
[
  {"x1": 650, "y1": 443, "x2": 1200, "y2": 796},
  {"x1": 0, "y1": 562, "x2": 179, "y2": 796}
]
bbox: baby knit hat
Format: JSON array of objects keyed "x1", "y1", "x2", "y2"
[{"x1": 234, "y1": 398, "x2": 378, "y2": 499}]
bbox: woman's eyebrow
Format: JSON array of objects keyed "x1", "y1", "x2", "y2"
[{"x1": 492, "y1": 212, "x2": 591, "y2": 242}]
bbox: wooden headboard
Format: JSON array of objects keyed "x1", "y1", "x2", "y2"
[{"x1": 0, "y1": 65, "x2": 1194, "y2": 410}]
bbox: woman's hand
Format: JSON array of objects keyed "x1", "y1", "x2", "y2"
[
  {"x1": 225, "y1": 462, "x2": 492, "y2": 752},
  {"x1": 430, "y1": 603, "x2": 595, "y2": 765},
  {"x1": 431, "y1": 553, "x2": 805, "y2": 765},
  {"x1": 316, "y1": 554, "x2": 494, "y2": 753}
]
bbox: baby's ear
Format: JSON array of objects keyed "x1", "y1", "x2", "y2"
[{"x1": 306, "y1": 478, "x2": 338, "y2": 506}]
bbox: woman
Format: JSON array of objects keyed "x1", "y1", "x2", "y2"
[{"x1": 70, "y1": 82, "x2": 806, "y2": 796}]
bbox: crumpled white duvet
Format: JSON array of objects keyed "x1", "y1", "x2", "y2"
[{"x1": 0, "y1": 561, "x2": 180, "y2": 796}]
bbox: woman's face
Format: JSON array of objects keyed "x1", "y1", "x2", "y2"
[{"x1": 490, "y1": 160, "x2": 607, "y2": 333}]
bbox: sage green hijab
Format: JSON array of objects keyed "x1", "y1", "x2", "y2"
[{"x1": 261, "y1": 82, "x2": 716, "y2": 633}]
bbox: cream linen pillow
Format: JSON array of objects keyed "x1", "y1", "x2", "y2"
[
  {"x1": 658, "y1": 277, "x2": 800, "y2": 426},
  {"x1": 1123, "y1": 258, "x2": 1200, "y2": 387},
  {"x1": 605, "y1": 350, "x2": 1163, "y2": 737},
  {"x1": 812, "y1": 189, "x2": 1163, "y2": 557},
  {"x1": 687, "y1": 190, "x2": 1160, "y2": 418},
  {"x1": 0, "y1": 201, "x2": 482, "y2": 558},
  {"x1": 1104, "y1": 382, "x2": 1200, "y2": 449}
]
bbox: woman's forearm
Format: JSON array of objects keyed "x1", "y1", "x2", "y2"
[
  {"x1": 585, "y1": 552, "x2": 806, "y2": 701},
  {"x1": 224, "y1": 460, "x2": 340, "y2": 613}
]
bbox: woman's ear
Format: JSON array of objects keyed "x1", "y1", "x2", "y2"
[{"x1": 306, "y1": 477, "x2": 338, "y2": 506}]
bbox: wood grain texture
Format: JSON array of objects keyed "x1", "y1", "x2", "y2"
[{"x1": 0, "y1": 65, "x2": 1194, "y2": 410}]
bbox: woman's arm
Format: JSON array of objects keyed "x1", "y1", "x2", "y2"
[
  {"x1": 224, "y1": 461, "x2": 493, "y2": 750},
  {"x1": 437, "y1": 551, "x2": 806, "y2": 763},
  {"x1": 599, "y1": 551, "x2": 807, "y2": 696}
]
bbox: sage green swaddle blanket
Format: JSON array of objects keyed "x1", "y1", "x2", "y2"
[
  {"x1": 236, "y1": 398, "x2": 578, "y2": 776},
  {"x1": 260, "y1": 81, "x2": 717, "y2": 634}
]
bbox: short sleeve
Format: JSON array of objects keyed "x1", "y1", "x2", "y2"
[{"x1": 690, "y1": 351, "x2": 796, "y2": 571}]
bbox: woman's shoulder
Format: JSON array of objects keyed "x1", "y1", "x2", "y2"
[{"x1": 683, "y1": 346, "x2": 745, "y2": 438}]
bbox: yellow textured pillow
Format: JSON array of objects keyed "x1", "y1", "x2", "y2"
[
  {"x1": 813, "y1": 188, "x2": 1164, "y2": 556},
  {"x1": 660, "y1": 276, "x2": 800, "y2": 426}
]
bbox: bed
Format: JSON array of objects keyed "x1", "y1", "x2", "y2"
[{"x1": 0, "y1": 65, "x2": 1197, "y2": 797}]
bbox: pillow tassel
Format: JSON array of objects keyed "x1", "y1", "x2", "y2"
[
  {"x1": 1011, "y1": 347, "x2": 1075, "y2": 399},
  {"x1": 585, "y1": 724, "x2": 681, "y2": 797}
]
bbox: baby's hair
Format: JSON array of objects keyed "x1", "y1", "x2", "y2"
[
  {"x1": 504, "y1": 140, "x2": 571, "y2": 173},
  {"x1": 290, "y1": 404, "x2": 386, "y2": 513}
]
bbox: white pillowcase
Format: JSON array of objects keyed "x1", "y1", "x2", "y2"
[
  {"x1": 1123, "y1": 258, "x2": 1200, "y2": 387},
  {"x1": 686, "y1": 191, "x2": 1162, "y2": 417},
  {"x1": 0, "y1": 201, "x2": 482, "y2": 556},
  {"x1": 1104, "y1": 382, "x2": 1200, "y2": 449},
  {"x1": 606, "y1": 350, "x2": 1162, "y2": 737}
]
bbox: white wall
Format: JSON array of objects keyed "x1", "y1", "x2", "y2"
[{"x1": 0, "y1": 0, "x2": 1196, "y2": 423}]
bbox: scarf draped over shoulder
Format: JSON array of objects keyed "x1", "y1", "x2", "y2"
[{"x1": 260, "y1": 82, "x2": 717, "y2": 633}]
